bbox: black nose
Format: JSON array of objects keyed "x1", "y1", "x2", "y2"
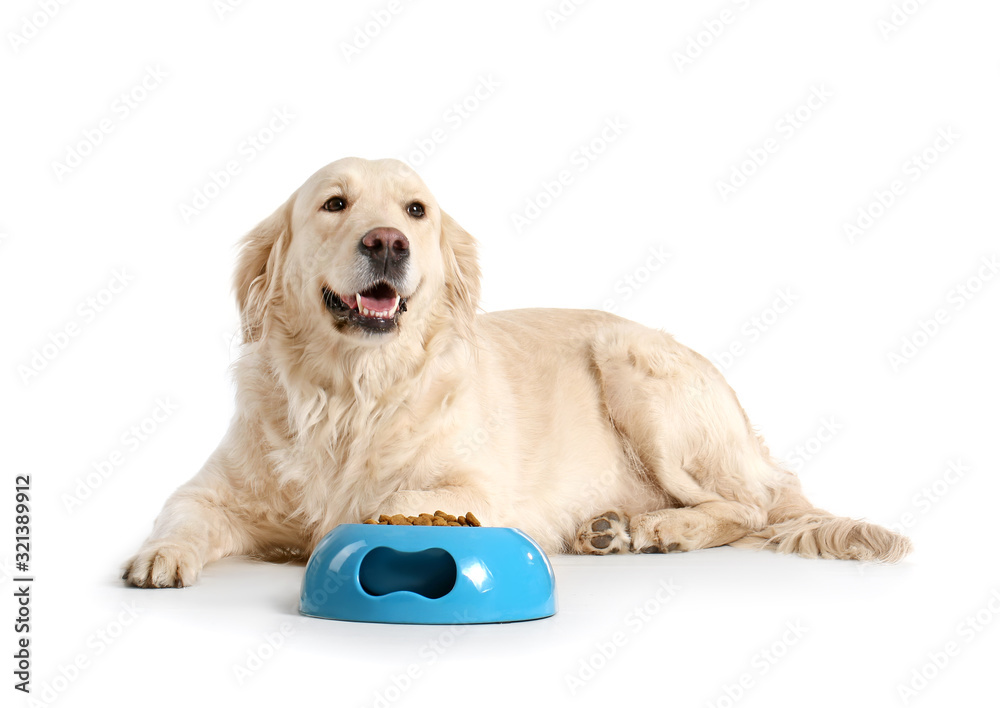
[
  {"x1": 360, "y1": 227, "x2": 409, "y2": 256},
  {"x1": 358, "y1": 227, "x2": 409, "y2": 277}
]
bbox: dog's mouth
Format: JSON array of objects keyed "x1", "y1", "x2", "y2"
[{"x1": 322, "y1": 282, "x2": 408, "y2": 334}]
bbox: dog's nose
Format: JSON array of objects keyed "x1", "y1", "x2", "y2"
[{"x1": 360, "y1": 227, "x2": 409, "y2": 257}]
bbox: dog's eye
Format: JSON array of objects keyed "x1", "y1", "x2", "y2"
[
  {"x1": 323, "y1": 196, "x2": 347, "y2": 212},
  {"x1": 407, "y1": 202, "x2": 425, "y2": 219}
]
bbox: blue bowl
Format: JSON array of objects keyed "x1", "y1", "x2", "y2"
[{"x1": 299, "y1": 524, "x2": 557, "y2": 624}]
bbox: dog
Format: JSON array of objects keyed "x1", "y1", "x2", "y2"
[{"x1": 122, "y1": 157, "x2": 911, "y2": 588}]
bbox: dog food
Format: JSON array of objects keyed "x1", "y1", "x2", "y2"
[{"x1": 362, "y1": 510, "x2": 482, "y2": 527}]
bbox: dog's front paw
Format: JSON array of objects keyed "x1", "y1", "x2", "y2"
[
  {"x1": 573, "y1": 510, "x2": 631, "y2": 555},
  {"x1": 122, "y1": 541, "x2": 203, "y2": 588}
]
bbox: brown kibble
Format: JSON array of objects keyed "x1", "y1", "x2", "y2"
[{"x1": 361, "y1": 511, "x2": 487, "y2": 526}]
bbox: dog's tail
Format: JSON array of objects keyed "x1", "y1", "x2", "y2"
[{"x1": 732, "y1": 489, "x2": 912, "y2": 563}]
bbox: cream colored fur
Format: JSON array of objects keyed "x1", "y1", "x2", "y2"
[{"x1": 122, "y1": 157, "x2": 911, "y2": 588}]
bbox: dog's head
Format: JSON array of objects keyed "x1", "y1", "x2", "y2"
[{"x1": 234, "y1": 157, "x2": 480, "y2": 357}]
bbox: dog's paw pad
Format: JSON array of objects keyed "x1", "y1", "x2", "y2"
[{"x1": 574, "y1": 510, "x2": 631, "y2": 555}]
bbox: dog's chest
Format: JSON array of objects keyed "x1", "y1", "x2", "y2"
[{"x1": 272, "y1": 390, "x2": 451, "y2": 531}]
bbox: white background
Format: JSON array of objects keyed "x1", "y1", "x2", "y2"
[{"x1": 2, "y1": 1, "x2": 999, "y2": 706}]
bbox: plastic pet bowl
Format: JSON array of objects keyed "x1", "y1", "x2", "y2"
[{"x1": 299, "y1": 524, "x2": 557, "y2": 624}]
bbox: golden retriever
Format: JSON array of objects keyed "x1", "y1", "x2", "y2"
[{"x1": 123, "y1": 157, "x2": 911, "y2": 588}]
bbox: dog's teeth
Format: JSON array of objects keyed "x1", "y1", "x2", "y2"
[{"x1": 355, "y1": 295, "x2": 400, "y2": 319}]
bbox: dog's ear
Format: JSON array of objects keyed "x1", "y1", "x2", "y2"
[
  {"x1": 233, "y1": 193, "x2": 295, "y2": 343},
  {"x1": 439, "y1": 210, "x2": 481, "y2": 326}
]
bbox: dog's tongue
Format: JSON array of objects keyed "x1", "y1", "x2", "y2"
[
  {"x1": 342, "y1": 293, "x2": 358, "y2": 309},
  {"x1": 358, "y1": 292, "x2": 396, "y2": 311}
]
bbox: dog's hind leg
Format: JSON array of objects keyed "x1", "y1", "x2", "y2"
[
  {"x1": 587, "y1": 324, "x2": 910, "y2": 561},
  {"x1": 587, "y1": 326, "x2": 778, "y2": 554}
]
